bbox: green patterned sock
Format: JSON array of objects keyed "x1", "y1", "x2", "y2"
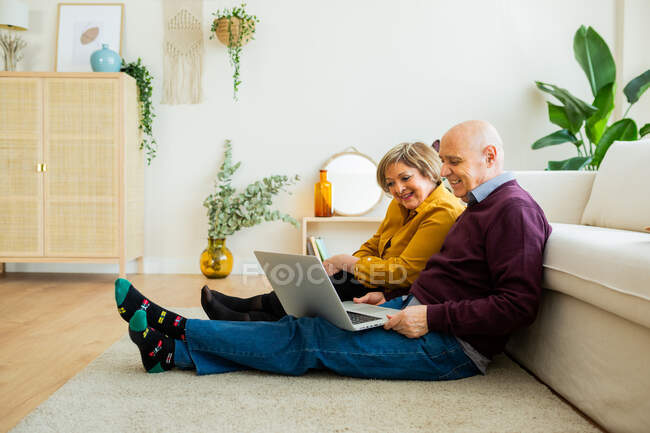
[
  {"x1": 128, "y1": 310, "x2": 175, "y2": 373},
  {"x1": 115, "y1": 278, "x2": 186, "y2": 341}
]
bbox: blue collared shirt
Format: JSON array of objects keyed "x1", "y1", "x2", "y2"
[{"x1": 467, "y1": 172, "x2": 515, "y2": 206}]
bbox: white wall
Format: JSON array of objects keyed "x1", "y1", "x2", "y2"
[{"x1": 8, "y1": 0, "x2": 649, "y2": 274}]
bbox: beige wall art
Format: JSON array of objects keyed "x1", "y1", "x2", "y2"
[
  {"x1": 162, "y1": 0, "x2": 204, "y2": 104},
  {"x1": 55, "y1": 3, "x2": 124, "y2": 72}
]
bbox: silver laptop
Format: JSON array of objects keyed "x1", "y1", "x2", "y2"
[{"x1": 254, "y1": 251, "x2": 401, "y2": 331}]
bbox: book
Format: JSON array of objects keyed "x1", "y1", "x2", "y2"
[
  {"x1": 314, "y1": 237, "x2": 329, "y2": 260},
  {"x1": 308, "y1": 236, "x2": 323, "y2": 263},
  {"x1": 306, "y1": 239, "x2": 317, "y2": 256}
]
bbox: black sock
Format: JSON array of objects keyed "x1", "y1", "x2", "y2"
[
  {"x1": 201, "y1": 286, "x2": 251, "y2": 321},
  {"x1": 201, "y1": 286, "x2": 282, "y2": 321},
  {"x1": 128, "y1": 310, "x2": 175, "y2": 373},
  {"x1": 201, "y1": 286, "x2": 263, "y2": 312},
  {"x1": 115, "y1": 278, "x2": 186, "y2": 341}
]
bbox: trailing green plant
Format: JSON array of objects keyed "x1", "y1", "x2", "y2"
[
  {"x1": 210, "y1": 3, "x2": 259, "y2": 100},
  {"x1": 204, "y1": 139, "x2": 300, "y2": 239},
  {"x1": 121, "y1": 58, "x2": 157, "y2": 165},
  {"x1": 532, "y1": 25, "x2": 650, "y2": 170}
]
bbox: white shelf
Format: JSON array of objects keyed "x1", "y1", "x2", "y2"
[
  {"x1": 303, "y1": 216, "x2": 383, "y2": 223},
  {"x1": 301, "y1": 216, "x2": 382, "y2": 255}
]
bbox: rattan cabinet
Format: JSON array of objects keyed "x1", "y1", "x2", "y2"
[{"x1": 0, "y1": 72, "x2": 144, "y2": 277}]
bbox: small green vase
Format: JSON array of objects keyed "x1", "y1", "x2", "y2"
[{"x1": 200, "y1": 238, "x2": 233, "y2": 278}]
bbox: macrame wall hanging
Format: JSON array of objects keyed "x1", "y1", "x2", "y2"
[{"x1": 162, "y1": 0, "x2": 204, "y2": 104}]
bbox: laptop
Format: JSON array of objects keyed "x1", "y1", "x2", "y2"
[{"x1": 254, "y1": 251, "x2": 401, "y2": 331}]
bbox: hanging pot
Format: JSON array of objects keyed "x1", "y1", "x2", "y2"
[{"x1": 213, "y1": 17, "x2": 255, "y2": 48}]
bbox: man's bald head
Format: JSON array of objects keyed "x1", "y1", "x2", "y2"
[
  {"x1": 442, "y1": 120, "x2": 504, "y2": 167},
  {"x1": 438, "y1": 120, "x2": 505, "y2": 202}
]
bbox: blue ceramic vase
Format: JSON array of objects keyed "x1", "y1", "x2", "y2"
[{"x1": 90, "y1": 44, "x2": 122, "y2": 72}]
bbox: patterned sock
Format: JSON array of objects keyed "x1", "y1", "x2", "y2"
[
  {"x1": 115, "y1": 278, "x2": 186, "y2": 341},
  {"x1": 128, "y1": 310, "x2": 175, "y2": 373}
]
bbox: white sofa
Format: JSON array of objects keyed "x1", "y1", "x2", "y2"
[{"x1": 508, "y1": 140, "x2": 650, "y2": 433}]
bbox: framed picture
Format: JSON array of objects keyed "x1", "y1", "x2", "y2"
[{"x1": 55, "y1": 3, "x2": 124, "y2": 72}]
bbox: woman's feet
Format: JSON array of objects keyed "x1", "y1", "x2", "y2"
[
  {"x1": 200, "y1": 286, "x2": 282, "y2": 322},
  {"x1": 200, "y1": 286, "x2": 252, "y2": 321},
  {"x1": 200, "y1": 286, "x2": 262, "y2": 313},
  {"x1": 115, "y1": 278, "x2": 186, "y2": 341}
]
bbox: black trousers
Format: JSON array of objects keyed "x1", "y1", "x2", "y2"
[{"x1": 259, "y1": 271, "x2": 371, "y2": 320}]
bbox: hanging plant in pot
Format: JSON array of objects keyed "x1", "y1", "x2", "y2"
[
  {"x1": 210, "y1": 3, "x2": 259, "y2": 100},
  {"x1": 201, "y1": 139, "x2": 300, "y2": 278},
  {"x1": 121, "y1": 58, "x2": 158, "y2": 165}
]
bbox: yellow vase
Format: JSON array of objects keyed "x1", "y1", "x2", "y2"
[{"x1": 200, "y1": 238, "x2": 233, "y2": 279}]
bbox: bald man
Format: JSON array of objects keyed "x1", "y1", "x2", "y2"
[
  {"x1": 439, "y1": 119, "x2": 505, "y2": 203},
  {"x1": 119, "y1": 121, "x2": 551, "y2": 380}
]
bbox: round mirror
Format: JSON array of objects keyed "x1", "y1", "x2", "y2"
[{"x1": 322, "y1": 148, "x2": 383, "y2": 216}]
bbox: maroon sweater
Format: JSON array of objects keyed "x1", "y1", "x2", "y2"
[{"x1": 406, "y1": 180, "x2": 551, "y2": 359}]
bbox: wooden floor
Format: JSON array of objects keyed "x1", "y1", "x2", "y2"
[{"x1": 0, "y1": 272, "x2": 271, "y2": 433}]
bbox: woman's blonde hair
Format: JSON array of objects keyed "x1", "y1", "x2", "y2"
[{"x1": 376, "y1": 142, "x2": 442, "y2": 192}]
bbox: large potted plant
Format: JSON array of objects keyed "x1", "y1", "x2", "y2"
[
  {"x1": 210, "y1": 3, "x2": 259, "y2": 100},
  {"x1": 531, "y1": 25, "x2": 650, "y2": 170},
  {"x1": 201, "y1": 139, "x2": 299, "y2": 278}
]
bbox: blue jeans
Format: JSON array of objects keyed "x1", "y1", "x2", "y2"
[{"x1": 174, "y1": 297, "x2": 479, "y2": 380}]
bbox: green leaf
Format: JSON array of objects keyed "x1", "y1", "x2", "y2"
[
  {"x1": 640, "y1": 123, "x2": 650, "y2": 137},
  {"x1": 547, "y1": 156, "x2": 592, "y2": 170},
  {"x1": 585, "y1": 82, "x2": 616, "y2": 145},
  {"x1": 532, "y1": 129, "x2": 578, "y2": 149},
  {"x1": 623, "y1": 69, "x2": 650, "y2": 104},
  {"x1": 536, "y1": 81, "x2": 597, "y2": 133},
  {"x1": 573, "y1": 25, "x2": 616, "y2": 96},
  {"x1": 593, "y1": 118, "x2": 638, "y2": 167},
  {"x1": 547, "y1": 103, "x2": 571, "y2": 130}
]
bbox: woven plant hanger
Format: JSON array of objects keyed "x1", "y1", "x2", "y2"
[{"x1": 213, "y1": 17, "x2": 255, "y2": 47}]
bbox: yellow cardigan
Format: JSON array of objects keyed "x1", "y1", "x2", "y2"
[{"x1": 352, "y1": 184, "x2": 464, "y2": 295}]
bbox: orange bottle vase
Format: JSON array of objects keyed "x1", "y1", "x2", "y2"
[{"x1": 314, "y1": 169, "x2": 333, "y2": 217}]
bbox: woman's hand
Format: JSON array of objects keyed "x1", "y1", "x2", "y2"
[
  {"x1": 322, "y1": 254, "x2": 359, "y2": 276},
  {"x1": 384, "y1": 305, "x2": 428, "y2": 338},
  {"x1": 353, "y1": 291, "x2": 386, "y2": 305}
]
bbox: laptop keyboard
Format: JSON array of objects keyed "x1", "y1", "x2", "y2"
[{"x1": 347, "y1": 311, "x2": 381, "y2": 324}]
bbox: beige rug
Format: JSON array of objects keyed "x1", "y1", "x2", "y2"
[{"x1": 11, "y1": 309, "x2": 599, "y2": 433}]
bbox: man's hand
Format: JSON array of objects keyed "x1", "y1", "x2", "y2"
[
  {"x1": 384, "y1": 305, "x2": 428, "y2": 338},
  {"x1": 353, "y1": 291, "x2": 386, "y2": 305},
  {"x1": 322, "y1": 254, "x2": 359, "y2": 276}
]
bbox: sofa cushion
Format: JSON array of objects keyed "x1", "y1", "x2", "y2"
[
  {"x1": 514, "y1": 171, "x2": 595, "y2": 224},
  {"x1": 581, "y1": 139, "x2": 650, "y2": 232},
  {"x1": 543, "y1": 223, "x2": 650, "y2": 328}
]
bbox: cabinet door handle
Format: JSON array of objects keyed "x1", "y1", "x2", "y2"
[
  {"x1": 36, "y1": 163, "x2": 43, "y2": 172},
  {"x1": 42, "y1": 163, "x2": 47, "y2": 172}
]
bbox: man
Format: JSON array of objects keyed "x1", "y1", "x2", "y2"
[{"x1": 116, "y1": 120, "x2": 551, "y2": 379}]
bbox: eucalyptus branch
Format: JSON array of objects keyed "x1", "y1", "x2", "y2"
[{"x1": 204, "y1": 139, "x2": 300, "y2": 239}]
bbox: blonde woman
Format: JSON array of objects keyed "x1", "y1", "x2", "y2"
[{"x1": 201, "y1": 141, "x2": 465, "y2": 320}]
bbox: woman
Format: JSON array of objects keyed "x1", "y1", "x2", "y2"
[{"x1": 201, "y1": 141, "x2": 465, "y2": 321}]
